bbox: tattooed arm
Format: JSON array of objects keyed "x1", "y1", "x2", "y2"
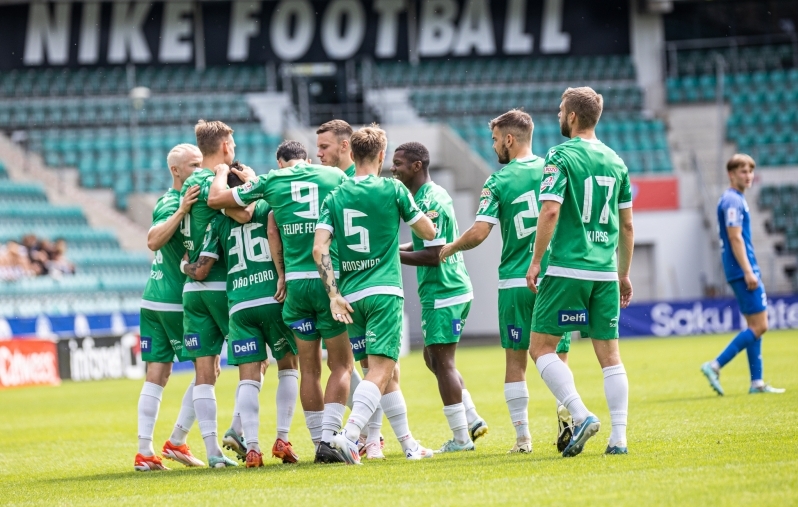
[
  {"x1": 312, "y1": 228, "x2": 353, "y2": 324},
  {"x1": 181, "y1": 253, "x2": 216, "y2": 281}
]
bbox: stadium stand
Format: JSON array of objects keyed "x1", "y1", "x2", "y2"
[
  {"x1": 372, "y1": 56, "x2": 672, "y2": 173},
  {"x1": 759, "y1": 184, "x2": 798, "y2": 287}
]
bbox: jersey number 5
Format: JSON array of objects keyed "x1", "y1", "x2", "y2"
[
  {"x1": 344, "y1": 209, "x2": 370, "y2": 253},
  {"x1": 292, "y1": 182, "x2": 319, "y2": 219},
  {"x1": 512, "y1": 190, "x2": 539, "y2": 239},
  {"x1": 228, "y1": 223, "x2": 272, "y2": 274}
]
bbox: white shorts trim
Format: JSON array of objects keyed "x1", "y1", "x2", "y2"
[
  {"x1": 475, "y1": 215, "x2": 499, "y2": 225},
  {"x1": 434, "y1": 291, "x2": 473, "y2": 309},
  {"x1": 423, "y1": 238, "x2": 446, "y2": 247},
  {"x1": 183, "y1": 281, "x2": 227, "y2": 292},
  {"x1": 140, "y1": 300, "x2": 183, "y2": 312},
  {"x1": 229, "y1": 297, "x2": 279, "y2": 316},
  {"x1": 618, "y1": 201, "x2": 633, "y2": 209},
  {"x1": 232, "y1": 188, "x2": 246, "y2": 207},
  {"x1": 285, "y1": 271, "x2": 340, "y2": 281},
  {"x1": 539, "y1": 194, "x2": 564, "y2": 204},
  {"x1": 497, "y1": 278, "x2": 528, "y2": 289},
  {"x1": 406, "y1": 211, "x2": 425, "y2": 226},
  {"x1": 545, "y1": 266, "x2": 619, "y2": 282},
  {"x1": 344, "y1": 286, "x2": 404, "y2": 304}
]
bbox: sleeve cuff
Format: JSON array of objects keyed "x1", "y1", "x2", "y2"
[
  {"x1": 220, "y1": 208, "x2": 227, "y2": 216},
  {"x1": 618, "y1": 201, "x2": 633, "y2": 209},
  {"x1": 475, "y1": 215, "x2": 499, "y2": 225},
  {"x1": 539, "y1": 194, "x2": 564, "y2": 203},
  {"x1": 199, "y1": 252, "x2": 219, "y2": 260},
  {"x1": 406, "y1": 211, "x2": 425, "y2": 226},
  {"x1": 423, "y1": 238, "x2": 447, "y2": 247},
  {"x1": 316, "y1": 223, "x2": 334, "y2": 234},
  {"x1": 232, "y1": 188, "x2": 246, "y2": 207}
]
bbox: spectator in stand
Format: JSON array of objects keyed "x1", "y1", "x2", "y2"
[
  {"x1": 48, "y1": 238, "x2": 75, "y2": 276},
  {"x1": 0, "y1": 241, "x2": 34, "y2": 281}
]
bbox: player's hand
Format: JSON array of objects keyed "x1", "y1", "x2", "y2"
[
  {"x1": 214, "y1": 163, "x2": 230, "y2": 175},
  {"x1": 231, "y1": 163, "x2": 257, "y2": 183},
  {"x1": 214, "y1": 355, "x2": 222, "y2": 378},
  {"x1": 744, "y1": 271, "x2": 759, "y2": 290},
  {"x1": 274, "y1": 276, "x2": 286, "y2": 303},
  {"x1": 180, "y1": 185, "x2": 200, "y2": 214},
  {"x1": 330, "y1": 296, "x2": 354, "y2": 324},
  {"x1": 439, "y1": 243, "x2": 455, "y2": 262},
  {"x1": 619, "y1": 275, "x2": 633, "y2": 308},
  {"x1": 526, "y1": 262, "x2": 541, "y2": 293}
]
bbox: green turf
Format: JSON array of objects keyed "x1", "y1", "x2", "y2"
[{"x1": 1, "y1": 331, "x2": 797, "y2": 506}]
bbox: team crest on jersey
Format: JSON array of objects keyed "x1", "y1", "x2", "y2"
[
  {"x1": 506, "y1": 325, "x2": 522, "y2": 343},
  {"x1": 540, "y1": 176, "x2": 555, "y2": 190},
  {"x1": 477, "y1": 199, "x2": 490, "y2": 213},
  {"x1": 544, "y1": 165, "x2": 559, "y2": 174},
  {"x1": 241, "y1": 181, "x2": 253, "y2": 193},
  {"x1": 480, "y1": 188, "x2": 492, "y2": 198},
  {"x1": 426, "y1": 210, "x2": 439, "y2": 219}
]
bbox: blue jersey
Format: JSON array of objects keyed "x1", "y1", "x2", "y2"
[{"x1": 717, "y1": 188, "x2": 759, "y2": 282}]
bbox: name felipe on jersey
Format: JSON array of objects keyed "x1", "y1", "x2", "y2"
[
  {"x1": 232, "y1": 338, "x2": 260, "y2": 358},
  {"x1": 342, "y1": 258, "x2": 380, "y2": 271},
  {"x1": 282, "y1": 222, "x2": 316, "y2": 236},
  {"x1": 184, "y1": 333, "x2": 201, "y2": 350},
  {"x1": 559, "y1": 310, "x2": 588, "y2": 325}
]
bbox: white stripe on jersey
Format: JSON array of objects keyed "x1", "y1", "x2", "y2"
[
  {"x1": 344, "y1": 285, "x2": 403, "y2": 304},
  {"x1": 183, "y1": 281, "x2": 227, "y2": 292},
  {"x1": 285, "y1": 271, "x2": 340, "y2": 281},
  {"x1": 497, "y1": 278, "x2": 528, "y2": 289},
  {"x1": 140, "y1": 300, "x2": 183, "y2": 312},
  {"x1": 545, "y1": 266, "x2": 618, "y2": 282},
  {"x1": 434, "y1": 292, "x2": 473, "y2": 309},
  {"x1": 229, "y1": 297, "x2": 279, "y2": 316}
]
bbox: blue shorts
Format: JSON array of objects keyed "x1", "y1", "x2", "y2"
[{"x1": 729, "y1": 277, "x2": 767, "y2": 315}]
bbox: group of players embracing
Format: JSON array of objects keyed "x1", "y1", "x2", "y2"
[{"x1": 134, "y1": 85, "x2": 635, "y2": 471}]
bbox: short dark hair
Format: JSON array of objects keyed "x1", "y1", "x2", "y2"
[
  {"x1": 395, "y1": 142, "x2": 430, "y2": 171},
  {"x1": 727, "y1": 153, "x2": 755, "y2": 172},
  {"x1": 489, "y1": 109, "x2": 533, "y2": 144},
  {"x1": 276, "y1": 140, "x2": 308, "y2": 162},
  {"x1": 227, "y1": 161, "x2": 245, "y2": 187},
  {"x1": 316, "y1": 119, "x2": 353, "y2": 140}
]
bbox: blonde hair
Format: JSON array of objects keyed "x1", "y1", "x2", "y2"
[
  {"x1": 350, "y1": 124, "x2": 387, "y2": 164},
  {"x1": 727, "y1": 153, "x2": 756, "y2": 172},
  {"x1": 562, "y1": 87, "x2": 604, "y2": 129},
  {"x1": 489, "y1": 109, "x2": 533, "y2": 144},
  {"x1": 166, "y1": 143, "x2": 200, "y2": 169},
  {"x1": 194, "y1": 119, "x2": 234, "y2": 156}
]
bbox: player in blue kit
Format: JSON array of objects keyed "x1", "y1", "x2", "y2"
[{"x1": 701, "y1": 154, "x2": 785, "y2": 395}]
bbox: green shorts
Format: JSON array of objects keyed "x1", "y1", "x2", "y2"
[
  {"x1": 227, "y1": 303, "x2": 297, "y2": 365},
  {"x1": 347, "y1": 294, "x2": 403, "y2": 362},
  {"x1": 283, "y1": 279, "x2": 347, "y2": 341},
  {"x1": 182, "y1": 290, "x2": 230, "y2": 358},
  {"x1": 532, "y1": 275, "x2": 620, "y2": 340},
  {"x1": 499, "y1": 286, "x2": 572, "y2": 351},
  {"x1": 421, "y1": 301, "x2": 471, "y2": 346},
  {"x1": 140, "y1": 307, "x2": 190, "y2": 363}
]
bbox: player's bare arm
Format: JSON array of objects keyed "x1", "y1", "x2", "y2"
[
  {"x1": 181, "y1": 253, "x2": 216, "y2": 281},
  {"x1": 267, "y1": 211, "x2": 286, "y2": 302},
  {"x1": 440, "y1": 221, "x2": 492, "y2": 261},
  {"x1": 147, "y1": 185, "x2": 199, "y2": 251},
  {"x1": 618, "y1": 207, "x2": 635, "y2": 308},
  {"x1": 727, "y1": 225, "x2": 759, "y2": 290},
  {"x1": 400, "y1": 244, "x2": 442, "y2": 267},
  {"x1": 207, "y1": 163, "x2": 243, "y2": 210},
  {"x1": 312, "y1": 228, "x2": 353, "y2": 324},
  {"x1": 410, "y1": 214, "x2": 436, "y2": 241},
  {"x1": 527, "y1": 200, "x2": 561, "y2": 292}
]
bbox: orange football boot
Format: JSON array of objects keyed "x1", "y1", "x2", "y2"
[
  {"x1": 134, "y1": 453, "x2": 169, "y2": 471},
  {"x1": 271, "y1": 438, "x2": 299, "y2": 463},
  {"x1": 162, "y1": 440, "x2": 205, "y2": 467},
  {"x1": 245, "y1": 450, "x2": 264, "y2": 468}
]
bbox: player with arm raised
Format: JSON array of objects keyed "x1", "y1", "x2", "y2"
[
  {"x1": 208, "y1": 140, "x2": 355, "y2": 464},
  {"x1": 178, "y1": 120, "x2": 253, "y2": 469},
  {"x1": 182, "y1": 170, "x2": 300, "y2": 468},
  {"x1": 700, "y1": 154, "x2": 784, "y2": 395},
  {"x1": 439, "y1": 110, "x2": 573, "y2": 454},
  {"x1": 314, "y1": 125, "x2": 437, "y2": 464},
  {"x1": 134, "y1": 144, "x2": 205, "y2": 472},
  {"x1": 392, "y1": 142, "x2": 488, "y2": 453},
  {"x1": 527, "y1": 87, "x2": 634, "y2": 457}
]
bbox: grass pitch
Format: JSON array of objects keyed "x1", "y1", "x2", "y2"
[{"x1": 1, "y1": 331, "x2": 797, "y2": 506}]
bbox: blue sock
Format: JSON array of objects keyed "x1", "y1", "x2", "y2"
[
  {"x1": 746, "y1": 335, "x2": 763, "y2": 382},
  {"x1": 716, "y1": 328, "x2": 757, "y2": 368}
]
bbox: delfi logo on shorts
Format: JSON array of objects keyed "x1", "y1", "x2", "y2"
[
  {"x1": 558, "y1": 310, "x2": 588, "y2": 326},
  {"x1": 350, "y1": 335, "x2": 366, "y2": 353},
  {"x1": 289, "y1": 318, "x2": 316, "y2": 335},
  {"x1": 184, "y1": 333, "x2": 201, "y2": 350},
  {"x1": 507, "y1": 325, "x2": 522, "y2": 343},
  {"x1": 452, "y1": 319, "x2": 463, "y2": 336},
  {"x1": 232, "y1": 338, "x2": 260, "y2": 358},
  {"x1": 139, "y1": 337, "x2": 151, "y2": 353}
]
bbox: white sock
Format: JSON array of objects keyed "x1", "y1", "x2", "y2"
[
  {"x1": 536, "y1": 353, "x2": 590, "y2": 425},
  {"x1": 231, "y1": 382, "x2": 243, "y2": 436},
  {"x1": 461, "y1": 388, "x2": 480, "y2": 426},
  {"x1": 193, "y1": 383, "x2": 222, "y2": 458},
  {"x1": 238, "y1": 380, "x2": 261, "y2": 453},
  {"x1": 169, "y1": 380, "x2": 195, "y2": 446},
  {"x1": 358, "y1": 367, "x2": 369, "y2": 439},
  {"x1": 321, "y1": 403, "x2": 346, "y2": 443},
  {"x1": 137, "y1": 382, "x2": 163, "y2": 456},
  {"x1": 603, "y1": 364, "x2": 628, "y2": 446},
  {"x1": 347, "y1": 367, "x2": 362, "y2": 409},
  {"x1": 304, "y1": 410, "x2": 324, "y2": 447},
  {"x1": 443, "y1": 403, "x2": 469, "y2": 445},
  {"x1": 276, "y1": 369, "x2": 298, "y2": 441},
  {"x1": 381, "y1": 390, "x2": 418, "y2": 453},
  {"x1": 504, "y1": 382, "x2": 530, "y2": 440},
  {"x1": 343, "y1": 380, "x2": 381, "y2": 441},
  {"x1": 366, "y1": 408, "x2": 383, "y2": 445}
]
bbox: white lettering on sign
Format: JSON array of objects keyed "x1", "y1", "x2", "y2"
[
  {"x1": 321, "y1": 0, "x2": 367, "y2": 60},
  {"x1": 503, "y1": 0, "x2": 533, "y2": 54},
  {"x1": 23, "y1": 2, "x2": 72, "y2": 65},
  {"x1": 0, "y1": 345, "x2": 59, "y2": 388},
  {"x1": 540, "y1": 0, "x2": 570, "y2": 53},
  {"x1": 452, "y1": 0, "x2": 495, "y2": 56},
  {"x1": 373, "y1": 0, "x2": 405, "y2": 58},
  {"x1": 270, "y1": 0, "x2": 315, "y2": 62},
  {"x1": 159, "y1": 1, "x2": 194, "y2": 63},
  {"x1": 108, "y1": 1, "x2": 152, "y2": 63},
  {"x1": 228, "y1": 1, "x2": 262, "y2": 62},
  {"x1": 418, "y1": 0, "x2": 458, "y2": 57},
  {"x1": 78, "y1": 1, "x2": 101, "y2": 64}
]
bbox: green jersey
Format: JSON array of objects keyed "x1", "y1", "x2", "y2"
[
  {"x1": 201, "y1": 201, "x2": 278, "y2": 315},
  {"x1": 344, "y1": 164, "x2": 356, "y2": 178},
  {"x1": 412, "y1": 182, "x2": 473, "y2": 309},
  {"x1": 475, "y1": 156, "x2": 549, "y2": 288},
  {"x1": 141, "y1": 188, "x2": 185, "y2": 307},
  {"x1": 180, "y1": 168, "x2": 227, "y2": 286},
  {"x1": 540, "y1": 137, "x2": 632, "y2": 279},
  {"x1": 232, "y1": 163, "x2": 347, "y2": 279},
  {"x1": 317, "y1": 175, "x2": 424, "y2": 302}
]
